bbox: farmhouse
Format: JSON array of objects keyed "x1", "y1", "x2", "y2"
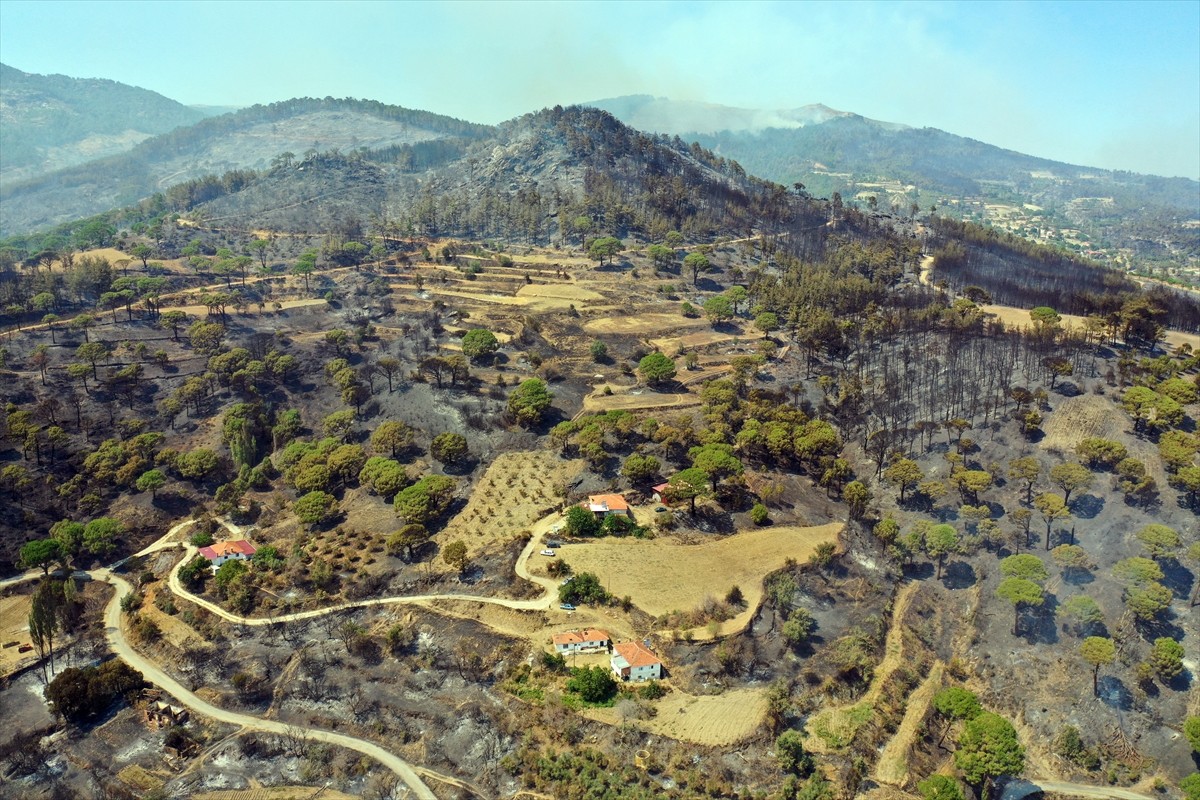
[
  {"x1": 611, "y1": 640, "x2": 663, "y2": 682},
  {"x1": 198, "y1": 539, "x2": 257, "y2": 568},
  {"x1": 552, "y1": 628, "x2": 611, "y2": 654},
  {"x1": 581, "y1": 493, "x2": 631, "y2": 519}
]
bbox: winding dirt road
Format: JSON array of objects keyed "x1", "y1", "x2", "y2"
[{"x1": 96, "y1": 568, "x2": 438, "y2": 799}]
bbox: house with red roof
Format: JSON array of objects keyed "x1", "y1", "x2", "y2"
[
  {"x1": 610, "y1": 640, "x2": 663, "y2": 682},
  {"x1": 552, "y1": 628, "x2": 611, "y2": 654},
  {"x1": 580, "y1": 493, "x2": 631, "y2": 519},
  {"x1": 198, "y1": 539, "x2": 257, "y2": 569}
]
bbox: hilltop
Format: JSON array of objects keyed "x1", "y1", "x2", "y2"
[
  {"x1": 0, "y1": 63, "x2": 211, "y2": 184},
  {"x1": 0, "y1": 96, "x2": 494, "y2": 236},
  {"x1": 589, "y1": 95, "x2": 1200, "y2": 283}
]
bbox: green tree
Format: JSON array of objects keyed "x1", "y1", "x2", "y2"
[
  {"x1": 566, "y1": 664, "x2": 617, "y2": 703},
  {"x1": 954, "y1": 712, "x2": 1025, "y2": 799},
  {"x1": 1184, "y1": 716, "x2": 1200, "y2": 753},
  {"x1": 996, "y1": 578, "x2": 1044, "y2": 635},
  {"x1": 843, "y1": 480, "x2": 870, "y2": 520},
  {"x1": 587, "y1": 236, "x2": 622, "y2": 266},
  {"x1": 431, "y1": 432, "x2": 469, "y2": 465},
  {"x1": 751, "y1": 503, "x2": 770, "y2": 525},
  {"x1": 1033, "y1": 493, "x2": 1070, "y2": 550},
  {"x1": 508, "y1": 378, "x2": 554, "y2": 426},
  {"x1": 83, "y1": 517, "x2": 122, "y2": 557},
  {"x1": 782, "y1": 608, "x2": 816, "y2": 650},
  {"x1": 683, "y1": 252, "x2": 711, "y2": 286},
  {"x1": 1049, "y1": 462, "x2": 1093, "y2": 506},
  {"x1": 589, "y1": 340, "x2": 608, "y2": 362},
  {"x1": 918, "y1": 775, "x2": 964, "y2": 800},
  {"x1": 647, "y1": 243, "x2": 676, "y2": 270},
  {"x1": 1148, "y1": 637, "x2": 1184, "y2": 679},
  {"x1": 1057, "y1": 594, "x2": 1103, "y2": 633},
  {"x1": 775, "y1": 729, "x2": 813, "y2": 775},
  {"x1": 565, "y1": 505, "x2": 601, "y2": 537},
  {"x1": 135, "y1": 469, "x2": 166, "y2": 498},
  {"x1": 884, "y1": 458, "x2": 924, "y2": 503},
  {"x1": 754, "y1": 312, "x2": 780, "y2": 338},
  {"x1": 999, "y1": 554, "x2": 1049, "y2": 583},
  {"x1": 294, "y1": 491, "x2": 337, "y2": 527},
  {"x1": 1112, "y1": 556, "x2": 1164, "y2": 585},
  {"x1": 689, "y1": 442, "x2": 743, "y2": 491},
  {"x1": 394, "y1": 474, "x2": 456, "y2": 524},
  {"x1": 177, "y1": 448, "x2": 220, "y2": 481},
  {"x1": 637, "y1": 352, "x2": 677, "y2": 386},
  {"x1": 386, "y1": 524, "x2": 429, "y2": 561},
  {"x1": 441, "y1": 540, "x2": 469, "y2": 574},
  {"x1": 667, "y1": 467, "x2": 711, "y2": 514},
  {"x1": 926, "y1": 523, "x2": 959, "y2": 579},
  {"x1": 322, "y1": 409, "x2": 356, "y2": 440},
  {"x1": 461, "y1": 328, "x2": 500, "y2": 361},
  {"x1": 1008, "y1": 457, "x2": 1042, "y2": 505},
  {"x1": 1182, "y1": 773, "x2": 1200, "y2": 800},
  {"x1": 1135, "y1": 523, "x2": 1181, "y2": 560},
  {"x1": 371, "y1": 420, "x2": 413, "y2": 458},
  {"x1": 559, "y1": 572, "x2": 608, "y2": 605},
  {"x1": 621, "y1": 453, "x2": 661, "y2": 484},
  {"x1": 703, "y1": 295, "x2": 734, "y2": 324},
  {"x1": 933, "y1": 687, "x2": 982, "y2": 746},
  {"x1": 20, "y1": 539, "x2": 62, "y2": 575},
  {"x1": 1125, "y1": 582, "x2": 1173, "y2": 621},
  {"x1": 1079, "y1": 636, "x2": 1115, "y2": 695}
]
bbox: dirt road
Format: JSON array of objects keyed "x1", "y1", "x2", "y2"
[
  {"x1": 97, "y1": 569, "x2": 438, "y2": 799},
  {"x1": 1000, "y1": 778, "x2": 1154, "y2": 800}
]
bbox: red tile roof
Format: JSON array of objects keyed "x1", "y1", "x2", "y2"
[
  {"x1": 552, "y1": 628, "x2": 611, "y2": 646},
  {"x1": 585, "y1": 493, "x2": 629, "y2": 512},
  {"x1": 613, "y1": 641, "x2": 660, "y2": 668},
  {"x1": 198, "y1": 540, "x2": 257, "y2": 560}
]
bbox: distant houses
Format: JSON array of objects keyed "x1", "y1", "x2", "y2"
[
  {"x1": 552, "y1": 628, "x2": 611, "y2": 654},
  {"x1": 610, "y1": 640, "x2": 663, "y2": 682},
  {"x1": 198, "y1": 539, "x2": 257, "y2": 569},
  {"x1": 581, "y1": 493, "x2": 631, "y2": 519}
]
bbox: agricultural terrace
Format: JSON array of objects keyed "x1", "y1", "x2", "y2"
[
  {"x1": 563, "y1": 522, "x2": 843, "y2": 627},
  {"x1": 582, "y1": 686, "x2": 769, "y2": 746}
]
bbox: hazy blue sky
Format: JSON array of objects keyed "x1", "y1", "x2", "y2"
[{"x1": 2, "y1": 0, "x2": 1197, "y2": 178}]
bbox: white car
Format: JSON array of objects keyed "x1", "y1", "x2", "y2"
[{"x1": 540, "y1": 549, "x2": 556, "y2": 556}]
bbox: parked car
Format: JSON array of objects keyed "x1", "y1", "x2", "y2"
[
  {"x1": 559, "y1": 603, "x2": 575, "y2": 611},
  {"x1": 540, "y1": 549, "x2": 556, "y2": 556},
  {"x1": 654, "y1": 506, "x2": 667, "y2": 513},
  {"x1": 546, "y1": 540, "x2": 562, "y2": 548}
]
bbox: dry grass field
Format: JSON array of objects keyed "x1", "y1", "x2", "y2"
[
  {"x1": 583, "y1": 686, "x2": 768, "y2": 745},
  {"x1": 562, "y1": 522, "x2": 842, "y2": 621},
  {"x1": 438, "y1": 451, "x2": 583, "y2": 560},
  {"x1": 980, "y1": 303, "x2": 1200, "y2": 351},
  {"x1": 651, "y1": 329, "x2": 742, "y2": 353},
  {"x1": 873, "y1": 660, "x2": 944, "y2": 786},
  {"x1": 579, "y1": 385, "x2": 702, "y2": 416},
  {"x1": 0, "y1": 593, "x2": 33, "y2": 675},
  {"x1": 191, "y1": 787, "x2": 359, "y2": 800},
  {"x1": 1040, "y1": 394, "x2": 1125, "y2": 453},
  {"x1": 583, "y1": 312, "x2": 708, "y2": 336}
]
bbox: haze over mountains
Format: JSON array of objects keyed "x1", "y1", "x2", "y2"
[{"x1": 1, "y1": 66, "x2": 1196, "y2": 276}]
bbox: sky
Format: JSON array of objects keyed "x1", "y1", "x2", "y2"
[{"x1": 1, "y1": 0, "x2": 1198, "y2": 179}]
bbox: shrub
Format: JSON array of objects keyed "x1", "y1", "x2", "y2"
[{"x1": 750, "y1": 503, "x2": 770, "y2": 525}]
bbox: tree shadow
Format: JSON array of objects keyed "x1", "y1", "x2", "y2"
[
  {"x1": 1061, "y1": 567, "x2": 1095, "y2": 586},
  {"x1": 1071, "y1": 494, "x2": 1104, "y2": 520},
  {"x1": 1098, "y1": 675, "x2": 1133, "y2": 710},
  {"x1": 942, "y1": 560, "x2": 976, "y2": 589},
  {"x1": 1021, "y1": 594, "x2": 1059, "y2": 645},
  {"x1": 1159, "y1": 560, "x2": 1194, "y2": 600},
  {"x1": 903, "y1": 562, "x2": 935, "y2": 581}
]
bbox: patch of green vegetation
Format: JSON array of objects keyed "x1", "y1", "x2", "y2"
[{"x1": 808, "y1": 702, "x2": 873, "y2": 750}]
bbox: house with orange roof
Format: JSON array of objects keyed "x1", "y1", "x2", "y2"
[
  {"x1": 610, "y1": 640, "x2": 663, "y2": 682},
  {"x1": 580, "y1": 493, "x2": 631, "y2": 519},
  {"x1": 197, "y1": 539, "x2": 257, "y2": 569},
  {"x1": 551, "y1": 628, "x2": 611, "y2": 654}
]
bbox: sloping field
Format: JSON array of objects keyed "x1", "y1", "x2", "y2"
[
  {"x1": 563, "y1": 522, "x2": 842, "y2": 621},
  {"x1": 981, "y1": 303, "x2": 1200, "y2": 351},
  {"x1": 651, "y1": 329, "x2": 741, "y2": 353},
  {"x1": 0, "y1": 593, "x2": 33, "y2": 676},
  {"x1": 583, "y1": 686, "x2": 768, "y2": 745},
  {"x1": 191, "y1": 788, "x2": 359, "y2": 800},
  {"x1": 515, "y1": 283, "x2": 605, "y2": 302},
  {"x1": 579, "y1": 385, "x2": 702, "y2": 415},
  {"x1": 584, "y1": 312, "x2": 708, "y2": 336},
  {"x1": 874, "y1": 660, "x2": 945, "y2": 786},
  {"x1": 1040, "y1": 394, "x2": 1125, "y2": 453},
  {"x1": 439, "y1": 451, "x2": 583, "y2": 560}
]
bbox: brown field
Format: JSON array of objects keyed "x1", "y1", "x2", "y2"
[
  {"x1": 439, "y1": 451, "x2": 583, "y2": 560},
  {"x1": 0, "y1": 593, "x2": 34, "y2": 676},
  {"x1": 1040, "y1": 394, "x2": 1125, "y2": 453},
  {"x1": 981, "y1": 303, "x2": 1200, "y2": 351},
  {"x1": 562, "y1": 522, "x2": 842, "y2": 622},
  {"x1": 117, "y1": 764, "x2": 165, "y2": 793},
  {"x1": 190, "y1": 788, "x2": 359, "y2": 800},
  {"x1": 651, "y1": 329, "x2": 741, "y2": 353},
  {"x1": 583, "y1": 686, "x2": 768, "y2": 745},
  {"x1": 579, "y1": 385, "x2": 701, "y2": 416},
  {"x1": 515, "y1": 283, "x2": 605, "y2": 303},
  {"x1": 583, "y1": 312, "x2": 708, "y2": 336},
  {"x1": 873, "y1": 660, "x2": 945, "y2": 786}
]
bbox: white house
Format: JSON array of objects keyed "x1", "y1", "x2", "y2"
[
  {"x1": 611, "y1": 640, "x2": 663, "y2": 682},
  {"x1": 198, "y1": 539, "x2": 257, "y2": 569},
  {"x1": 552, "y1": 628, "x2": 611, "y2": 654}
]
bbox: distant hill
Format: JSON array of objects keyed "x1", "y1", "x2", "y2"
[
  {"x1": 0, "y1": 63, "x2": 211, "y2": 184},
  {"x1": 0, "y1": 97, "x2": 495, "y2": 236},
  {"x1": 189, "y1": 105, "x2": 817, "y2": 243},
  {"x1": 588, "y1": 95, "x2": 1200, "y2": 275}
]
